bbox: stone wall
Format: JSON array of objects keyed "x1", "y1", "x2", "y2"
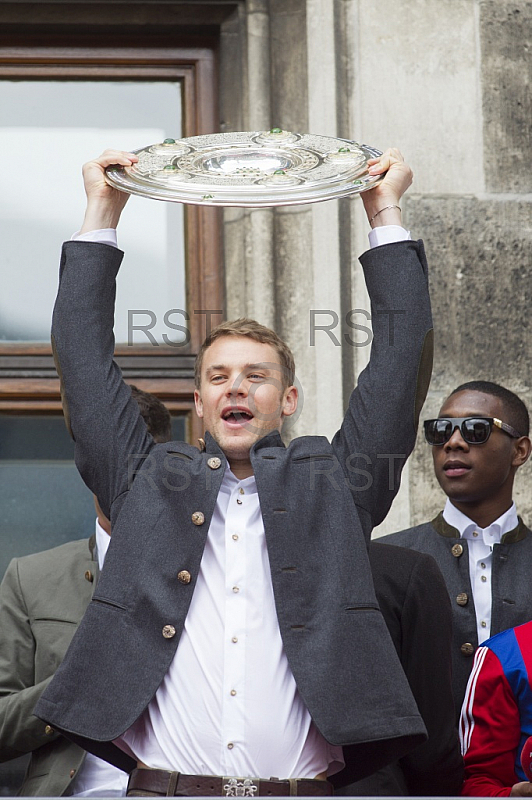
[{"x1": 219, "y1": 0, "x2": 532, "y2": 534}]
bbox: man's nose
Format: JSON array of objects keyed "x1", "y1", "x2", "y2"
[
  {"x1": 227, "y1": 377, "x2": 248, "y2": 396},
  {"x1": 444, "y1": 426, "x2": 469, "y2": 451}
]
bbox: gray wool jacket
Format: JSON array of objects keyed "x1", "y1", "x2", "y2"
[
  {"x1": 35, "y1": 238, "x2": 433, "y2": 786},
  {"x1": 383, "y1": 512, "x2": 532, "y2": 718}
]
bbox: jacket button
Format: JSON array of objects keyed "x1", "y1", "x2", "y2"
[
  {"x1": 70, "y1": 770, "x2": 76, "y2": 778},
  {"x1": 207, "y1": 457, "x2": 222, "y2": 470},
  {"x1": 456, "y1": 592, "x2": 468, "y2": 606},
  {"x1": 162, "y1": 625, "x2": 176, "y2": 639},
  {"x1": 85, "y1": 570, "x2": 94, "y2": 583},
  {"x1": 451, "y1": 543, "x2": 464, "y2": 557},
  {"x1": 460, "y1": 642, "x2": 475, "y2": 656},
  {"x1": 44, "y1": 725, "x2": 54, "y2": 735},
  {"x1": 178, "y1": 570, "x2": 191, "y2": 584},
  {"x1": 191, "y1": 511, "x2": 205, "y2": 526}
]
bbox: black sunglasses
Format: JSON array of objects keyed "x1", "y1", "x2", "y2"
[{"x1": 424, "y1": 416, "x2": 522, "y2": 446}]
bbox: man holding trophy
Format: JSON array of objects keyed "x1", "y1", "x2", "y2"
[{"x1": 34, "y1": 141, "x2": 451, "y2": 795}]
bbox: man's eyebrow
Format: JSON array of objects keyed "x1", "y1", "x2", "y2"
[
  {"x1": 246, "y1": 362, "x2": 271, "y2": 371},
  {"x1": 205, "y1": 362, "x2": 272, "y2": 374}
]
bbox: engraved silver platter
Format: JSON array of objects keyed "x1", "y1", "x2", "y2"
[{"x1": 105, "y1": 129, "x2": 383, "y2": 207}]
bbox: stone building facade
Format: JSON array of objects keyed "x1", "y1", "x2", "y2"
[
  {"x1": 1, "y1": 0, "x2": 530, "y2": 792},
  {"x1": 1, "y1": 0, "x2": 530, "y2": 535},
  {"x1": 217, "y1": 0, "x2": 532, "y2": 533}
]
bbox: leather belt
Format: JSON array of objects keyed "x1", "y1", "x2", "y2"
[{"x1": 127, "y1": 768, "x2": 334, "y2": 797}]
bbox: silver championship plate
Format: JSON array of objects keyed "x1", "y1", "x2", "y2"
[{"x1": 105, "y1": 129, "x2": 384, "y2": 207}]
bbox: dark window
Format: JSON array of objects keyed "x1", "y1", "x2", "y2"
[{"x1": 0, "y1": 414, "x2": 186, "y2": 579}]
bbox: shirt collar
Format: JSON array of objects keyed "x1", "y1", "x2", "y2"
[
  {"x1": 442, "y1": 498, "x2": 518, "y2": 545},
  {"x1": 95, "y1": 519, "x2": 112, "y2": 570},
  {"x1": 219, "y1": 465, "x2": 258, "y2": 495}
]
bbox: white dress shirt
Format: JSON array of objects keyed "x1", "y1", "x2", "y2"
[
  {"x1": 115, "y1": 469, "x2": 343, "y2": 778},
  {"x1": 72, "y1": 223, "x2": 410, "y2": 779},
  {"x1": 67, "y1": 522, "x2": 128, "y2": 797},
  {"x1": 442, "y1": 499, "x2": 519, "y2": 645},
  {"x1": 73, "y1": 224, "x2": 411, "y2": 251}
]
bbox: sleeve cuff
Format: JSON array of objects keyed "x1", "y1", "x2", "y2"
[
  {"x1": 368, "y1": 225, "x2": 411, "y2": 249},
  {"x1": 71, "y1": 229, "x2": 118, "y2": 248}
]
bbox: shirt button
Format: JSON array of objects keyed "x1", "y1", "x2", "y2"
[
  {"x1": 162, "y1": 625, "x2": 176, "y2": 639},
  {"x1": 473, "y1": 531, "x2": 479, "y2": 537},
  {"x1": 227, "y1": 743, "x2": 234, "y2": 750},
  {"x1": 451, "y1": 543, "x2": 463, "y2": 557},
  {"x1": 232, "y1": 637, "x2": 238, "y2": 643},
  {"x1": 230, "y1": 689, "x2": 237, "y2": 696},
  {"x1": 232, "y1": 534, "x2": 239, "y2": 541},
  {"x1": 84, "y1": 570, "x2": 94, "y2": 583},
  {"x1": 44, "y1": 725, "x2": 54, "y2": 736},
  {"x1": 481, "y1": 575, "x2": 487, "y2": 582},
  {"x1": 480, "y1": 562, "x2": 486, "y2": 569},
  {"x1": 481, "y1": 621, "x2": 487, "y2": 628},
  {"x1": 233, "y1": 586, "x2": 240, "y2": 593},
  {"x1": 239, "y1": 488, "x2": 245, "y2": 495},
  {"x1": 236, "y1": 499, "x2": 243, "y2": 505},
  {"x1": 207, "y1": 457, "x2": 222, "y2": 470},
  {"x1": 178, "y1": 570, "x2": 191, "y2": 584}
]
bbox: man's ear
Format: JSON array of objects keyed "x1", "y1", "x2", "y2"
[
  {"x1": 194, "y1": 388, "x2": 204, "y2": 419},
  {"x1": 513, "y1": 436, "x2": 532, "y2": 468},
  {"x1": 282, "y1": 385, "x2": 298, "y2": 419}
]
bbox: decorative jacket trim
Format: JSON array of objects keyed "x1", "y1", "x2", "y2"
[{"x1": 431, "y1": 511, "x2": 527, "y2": 545}]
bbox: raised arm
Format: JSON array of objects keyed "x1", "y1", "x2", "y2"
[
  {"x1": 362, "y1": 147, "x2": 412, "y2": 229},
  {"x1": 52, "y1": 150, "x2": 153, "y2": 519},
  {"x1": 79, "y1": 148, "x2": 137, "y2": 233},
  {"x1": 332, "y1": 149, "x2": 433, "y2": 532}
]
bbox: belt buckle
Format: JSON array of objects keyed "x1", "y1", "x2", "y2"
[{"x1": 223, "y1": 777, "x2": 258, "y2": 797}]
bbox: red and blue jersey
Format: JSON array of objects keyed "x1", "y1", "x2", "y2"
[{"x1": 460, "y1": 619, "x2": 532, "y2": 796}]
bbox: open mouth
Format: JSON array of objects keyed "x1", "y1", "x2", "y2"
[{"x1": 222, "y1": 407, "x2": 254, "y2": 426}]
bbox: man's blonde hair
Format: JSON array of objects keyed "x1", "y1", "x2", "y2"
[{"x1": 194, "y1": 318, "x2": 295, "y2": 389}]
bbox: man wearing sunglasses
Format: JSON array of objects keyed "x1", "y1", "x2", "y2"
[{"x1": 382, "y1": 380, "x2": 532, "y2": 718}]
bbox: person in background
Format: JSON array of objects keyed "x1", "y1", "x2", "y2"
[
  {"x1": 382, "y1": 381, "x2": 532, "y2": 717},
  {"x1": 460, "y1": 618, "x2": 532, "y2": 796},
  {"x1": 0, "y1": 386, "x2": 172, "y2": 796}
]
